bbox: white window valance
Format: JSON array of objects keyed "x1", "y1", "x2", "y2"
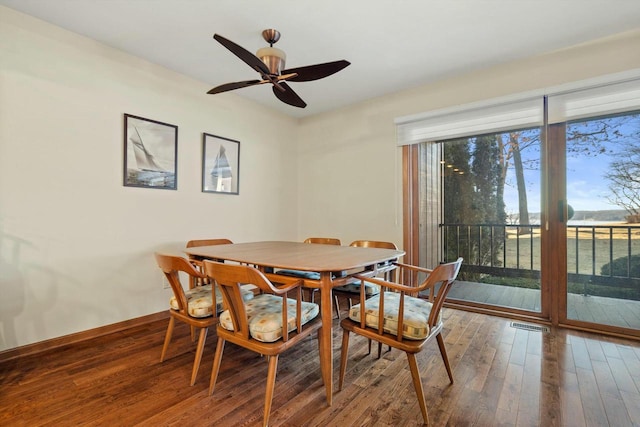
[
  {"x1": 548, "y1": 78, "x2": 640, "y2": 124},
  {"x1": 395, "y1": 69, "x2": 640, "y2": 146},
  {"x1": 395, "y1": 97, "x2": 543, "y2": 146}
]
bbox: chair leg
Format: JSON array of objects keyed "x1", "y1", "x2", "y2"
[
  {"x1": 333, "y1": 295, "x2": 341, "y2": 320},
  {"x1": 338, "y1": 329, "x2": 350, "y2": 391},
  {"x1": 209, "y1": 337, "x2": 226, "y2": 396},
  {"x1": 376, "y1": 342, "x2": 391, "y2": 359},
  {"x1": 160, "y1": 317, "x2": 175, "y2": 362},
  {"x1": 316, "y1": 330, "x2": 325, "y2": 387},
  {"x1": 190, "y1": 325, "x2": 196, "y2": 342},
  {"x1": 190, "y1": 327, "x2": 208, "y2": 386},
  {"x1": 436, "y1": 333, "x2": 454, "y2": 383},
  {"x1": 263, "y1": 354, "x2": 279, "y2": 427},
  {"x1": 407, "y1": 352, "x2": 429, "y2": 426}
]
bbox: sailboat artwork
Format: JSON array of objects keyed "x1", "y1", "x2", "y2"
[
  {"x1": 203, "y1": 133, "x2": 239, "y2": 194},
  {"x1": 123, "y1": 114, "x2": 177, "y2": 190},
  {"x1": 210, "y1": 145, "x2": 233, "y2": 192}
]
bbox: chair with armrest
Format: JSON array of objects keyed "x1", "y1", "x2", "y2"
[
  {"x1": 203, "y1": 261, "x2": 322, "y2": 427},
  {"x1": 185, "y1": 238, "x2": 233, "y2": 288},
  {"x1": 155, "y1": 253, "x2": 216, "y2": 386},
  {"x1": 332, "y1": 240, "x2": 399, "y2": 319},
  {"x1": 338, "y1": 258, "x2": 463, "y2": 426}
]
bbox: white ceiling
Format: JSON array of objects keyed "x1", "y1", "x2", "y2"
[{"x1": 2, "y1": 0, "x2": 640, "y2": 118}]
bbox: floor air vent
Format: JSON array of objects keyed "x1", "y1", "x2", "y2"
[{"x1": 510, "y1": 322, "x2": 550, "y2": 333}]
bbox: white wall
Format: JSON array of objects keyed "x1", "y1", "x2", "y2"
[
  {"x1": 296, "y1": 30, "x2": 640, "y2": 248},
  {"x1": 0, "y1": 7, "x2": 299, "y2": 351}
]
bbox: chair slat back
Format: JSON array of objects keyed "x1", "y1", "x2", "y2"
[
  {"x1": 350, "y1": 240, "x2": 399, "y2": 280},
  {"x1": 203, "y1": 261, "x2": 259, "y2": 340},
  {"x1": 203, "y1": 261, "x2": 283, "y2": 341},
  {"x1": 349, "y1": 240, "x2": 397, "y2": 249},
  {"x1": 357, "y1": 258, "x2": 462, "y2": 342},
  {"x1": 186, "y1": 239, "x2": 233, "y2": 287},
  {"x1": 186, "y1": 238, "x2": 233, "y2": 248},
  {"x1": 155, "y1": 253, "x2": 206, "y2": 315},
  {"x1": 304, "y1": 237, "x2": 341, "y2": 245},
  {"x1": 424, "y1": 258, "x2": 463, "y2": 328}
]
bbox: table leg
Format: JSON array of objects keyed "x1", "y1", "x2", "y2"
[{"x1": 319, "y1": 272, "x2": 333, "y2": 405}]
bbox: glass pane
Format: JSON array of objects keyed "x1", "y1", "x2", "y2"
[
  {"x1": 440, "y1": 128, "x2": 542, "y2": 313},
  {"x1": 565, "y1": 111, "x2": 640, "y2": 330}
]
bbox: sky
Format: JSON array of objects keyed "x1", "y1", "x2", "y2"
[
  {"x1": 502, "y1": 153, "x2": 621, "y2": 214},
  {"x1": 502, "y1": 115, "x2": 638, "y2": 214}
]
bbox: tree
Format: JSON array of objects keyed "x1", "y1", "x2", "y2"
[
  {"x1": 605, "y1": 141, "x2": 640, "y2": 222},
  {"x1": 567, "y1": 113, "x2": 640, "y2": 222},
  {"x1": 472, "y1": 135, "x2": 505, "y2": 224},
  {"x1": 495, "y1": 130, "x2": 540, "y2": 229},
  {"x1": 443, "y1": 136, "x2": 505, "y2": 269}
]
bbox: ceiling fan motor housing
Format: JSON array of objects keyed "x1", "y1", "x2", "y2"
[{"x1": 256, "y1": 46, "x2": 286, "y2": 75}]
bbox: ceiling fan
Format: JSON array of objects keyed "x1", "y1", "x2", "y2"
[{"x1": 207, "y1": 29, "x2": 350, "y2": 108}]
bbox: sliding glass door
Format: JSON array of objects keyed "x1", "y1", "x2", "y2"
[
  {"x1": 561, "y1": 111, "x2": 640, "y2": 333},
  {"x1": 438, "y1": 129, "x2": 544, "y2": 316}
]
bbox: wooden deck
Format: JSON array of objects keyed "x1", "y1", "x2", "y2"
[{"x1": 448, "y1": 281, "x2": 640, "y2": 330}]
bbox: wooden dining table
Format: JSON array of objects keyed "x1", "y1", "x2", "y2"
[{"x1": 184, "y1": 240, "x2": 405, "y2": 405}]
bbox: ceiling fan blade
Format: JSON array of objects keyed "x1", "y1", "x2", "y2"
[
  {"x1": 272, "y1": 82, "x2": 307, "y2": 108},
  {"x1": 282, "y1": 60, "x2": 350, "y2": 82},
  {"x1": 207, "y1": 79, "x2": 263, "y2": 94},
  {"x1": 213, "y1": 34, "x2": 271, "y2": 75}
]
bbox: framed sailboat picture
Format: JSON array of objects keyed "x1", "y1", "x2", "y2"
[
  {"x1": 123, "y1": 114, "x2": 178, "y2": 190},
  {"x1": 202, "y1": 133, "x2": 240, "y2": 194}
]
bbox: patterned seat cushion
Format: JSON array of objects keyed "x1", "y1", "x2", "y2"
[
  {"x1": 169, "y1": 284, "x2": 255, "y2": 318},
  {"x1": 348, "y1": 292, "x2": 438, "y2": 340},
  {"x1": 219, "y1": 294, "x2": 319, "y2": 343},
  {"x1": 275, "y1": 269, "x2": 321, "y2": 280},
  {"x1": 334, "y1": 280, "x2": 380, "y2": 296}
]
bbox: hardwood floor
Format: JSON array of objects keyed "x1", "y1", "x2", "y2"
[{"x1": 2, "y1": 301, "x2": 640, "y2": 426}]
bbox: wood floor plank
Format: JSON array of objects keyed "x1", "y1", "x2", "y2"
[
  {"x1": 575, "y1": 366, "x2": 609, "y2": 427},
  {"x1": 559, "y1": 370, "x2": 588, "y2": 427},
  {"x1": 620, "y1": 389, "x2": 640, "y2": 426}
]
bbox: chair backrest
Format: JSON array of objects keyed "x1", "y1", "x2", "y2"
[
  {"x1": 354, "y1": 258, "x2": 462, "y2": 342},
  {"x1": 203, "y1": 261, "x2": 303, "y2": 342},
  {"x1": 349, "y1": 240, "x2": 397, "y2": 250},
  {"x1": 420, "y1": 258, "x2": 463, "y2": 328},
  {"x1": 304, "y1": 237, "x2": 341, "y2": 245},
  {"x1": 155, "y1": 253, "x2": 206, "y2": 315},
  {"x1": 186, "y1": 238, "x2": 233, "y2": 248},
  {"x1": 186, "y1": 239, "x2": 233, "y2": 287},
  {"x1": 350, "y1": 240, "x2": 399, "y2": 278}
]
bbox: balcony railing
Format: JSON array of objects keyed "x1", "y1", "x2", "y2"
[{"x1": 440, "y1": 223, "x2": 640, "y2": 289}]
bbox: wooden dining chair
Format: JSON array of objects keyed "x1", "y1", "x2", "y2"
[
  {"x1": 332, "y1": 240, "x2": 399, "y2": 319},
  {"x1": 185, "y1": 238, "x2": 233, "y2": 288},
  {"x1": 203, "y1": 260, "x2": 322, "y2": 427},
  {"x1": 155, "y1": 253, "x2": 216, "y2": 386},
  {"x1": 338, "y1": 258, "x2": 463, "y2": 426}
]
